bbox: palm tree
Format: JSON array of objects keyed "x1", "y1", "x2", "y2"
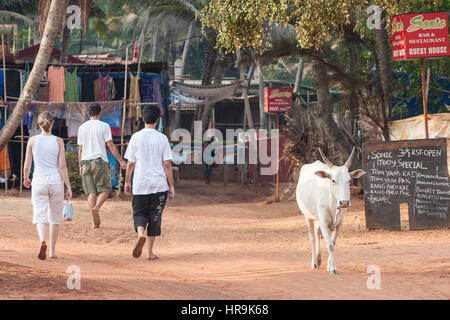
[
  {"x1": 0, "y1": 0, "x2": 66, "y2": 150},
  {"x1": 38, "y1": 0, "x2": 93, "y2": 62},
  {"x1": 110, "y1": 0, "x2": 222, "y2": 130}
]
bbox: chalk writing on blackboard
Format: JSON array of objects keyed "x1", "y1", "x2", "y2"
[{"x1": 363, "y1": 139, "x2": 449, "y2": 230}]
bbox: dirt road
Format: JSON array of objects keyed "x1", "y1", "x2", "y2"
[{"x1": 0, "y1": 181, "x2": 448, "y2": 299}]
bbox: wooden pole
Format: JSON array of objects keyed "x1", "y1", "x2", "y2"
[
  {"x1": 4, "y1": 106, "x2": 7, "y2": 192},
  {"x1": 19, "y1": 70, "x2": 24, "y2": 196},
  {"x1": 2, "y1": 34, "x2": 8, "y2": 192},
  {"x1": 118, "y1": 46, "x2": 129, "y2": 195},
  {"x1": 275, "y1": 113, "x2": 280, "y2": 201},
  {"x1": 20, "y1": 120, "x2": 23, "y2": 195},
  {"x1": 421, "y1": 59, "x2": 429, "y2": 139}
]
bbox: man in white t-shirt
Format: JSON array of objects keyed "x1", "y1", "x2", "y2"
[
  {"x1": 124, "y1": 104, "x2": 174, "y2": 260},
  {"x1": 77, "y1": 103, "x2": 126, "y2": 228}
]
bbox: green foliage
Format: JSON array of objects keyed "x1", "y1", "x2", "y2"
[
  {"x1": 201, "y1": 0, "x2": 443, "y2": 52},
  {"x1": 65, "y1": 150, "x2": 84, "y2": 198}
]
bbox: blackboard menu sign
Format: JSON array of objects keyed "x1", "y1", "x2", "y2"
[{"x1": 362, "y1": 138, "x2": 449, "y2": 230}]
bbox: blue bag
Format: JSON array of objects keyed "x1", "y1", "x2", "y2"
[{"x1": 64, "y1": 199, "x2": 73, "y2": 221}]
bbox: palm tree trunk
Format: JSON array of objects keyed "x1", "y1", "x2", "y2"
[
  {"x1": 151, "y1": 28, "x2": 159, "y2": 62},
  {"x1": 293, "y1": 58, "x2": 304, "y2": 95},
  {"x1": 192, "y1": 29, "x2": 217, "y2": 133},
  {"x1": 237, "y1": 51, "x2": 253, "y2": 129},
  {"x1": 374, "y1": 12, "x2": 393, "y2": 141},
  {"x1": 60, "y1": 25, "x2": 71, "y2": 63},
  {"x1": 179, "y1": 22, "x2": 193, "y2": 79},
  {"x1": 314, "y1": 59, "x2": 349, "y2": 155},
  {"x1": 176, "y1": 23, "x2": 193, "y2": 129},
  {"x1": 256, "y1": 59, "x2": 265, "y2": 129},
  {"x1": 0, "y1": 0, "x2": 65, "y2": 150}
]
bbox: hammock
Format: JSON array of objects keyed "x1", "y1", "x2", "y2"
[{"x1": 173, "y1": 81, "x2": 241, "y2": 101}]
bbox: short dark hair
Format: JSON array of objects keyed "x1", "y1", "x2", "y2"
[
  {"x1": 142, "y1": 104, "x2": 161, "y2": 124},
  {"x1": 88, "y1": 103, "x2": 102, "y2": 116}
]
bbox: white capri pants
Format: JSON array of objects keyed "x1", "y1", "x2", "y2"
[{"x1": 31, "y1": 183, "x2": 64, "y2": 224}]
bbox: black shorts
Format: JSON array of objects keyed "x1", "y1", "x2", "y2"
[{"x1": 132, "y1": 191, "x2": 168, "y2": 236}]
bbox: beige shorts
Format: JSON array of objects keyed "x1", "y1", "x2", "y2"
[
  {"x1": 81, "y1": 158, "x2": 112, "y2": 195},
  {"x1": 31, "y1": 183, "x2": 64, "y2": 224}
]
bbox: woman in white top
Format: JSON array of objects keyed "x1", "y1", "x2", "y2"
[{"x1": 23, "y1": 111, "x2": 72, "y2": 260}]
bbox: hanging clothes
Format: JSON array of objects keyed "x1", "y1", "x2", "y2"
[
  {"x1": 77, "y1": 75, "x2": 83, "y2": 101},
  {"x1": 139, "y1": 77, "x2": 153, "y2": 103},
  {"x1": 29, "y1": 112, "x2": 40, "y2": 136},
  {"x1": 64, "y1": 67, "x2": 79, "y2": 102},
  {"x1": 100, "y1": 102, "x2": 122, "y2": 136},
  {"x1": 81, "y1": 73, "x2": 95, "y2": 102},
  {"x1": 8, "y1": 124, "x2": 29, "y2": 185},
  {"x1": 0, "y1": 71, "x2": 4, "y2": 98},
  {"x1": 129, "y1": 73, "x2": 141, "y2": 118},
  {"x1": 38, "y1": 81, "x2": 49, "y2": 101},
  {"x1": 5, "y1": 70, "x2": 21, "y2": 100},
  {"x1": 129, "y1": 73, "x2": 141, "y2": 102},
  {"x1": 93, "y1": 77, "x2": 101, "y2": 101},
  {"x1": 98, "y1": 74, "x2": 110, "y2": 101},
  {"x1": 0, "y1": 147, "x2": 10, "y2": 172},
  {"x1": 67, "y1": 103, "x2": 84, "y2": 137},
  {"x1": 48, "y1": 66, "x2": 65, "y2": 102},
  {"x1": 113, "y1": 76, "x2": 129, "y2": 101},
  {"x1": 23, "y1": 112, "x2": 33, "y2": 131},
  {"x1": 106, "y1": 149, "x2": 118, "y2": 188},
  {"x1": 0, "y1": 112, "x2": 10, "y2": 173},
  {"x1": 108, "y1": 76, "x2": 116, "y2": 101}
]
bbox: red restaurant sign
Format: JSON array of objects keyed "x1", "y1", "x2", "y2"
[
  {"x1": 264, "y1": 88, "x2": 293, "y2": 113},
  {"x1": 390, "y1": 12, "x2": 450, "y2": 60}
]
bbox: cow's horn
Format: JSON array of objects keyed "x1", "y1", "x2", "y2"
[
  {"x1": 319, "y1": 148, "x2": 334, "y2": 169},
  {"x1": 345, "y1": 147, "x2": 356, "y2": 168}
]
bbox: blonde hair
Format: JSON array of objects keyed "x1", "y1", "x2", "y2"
[{"x1": 37, "y1": 111, "x2": 54, "y2": 132}]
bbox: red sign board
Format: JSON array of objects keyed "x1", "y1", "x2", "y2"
[
  {"x1": 264, "y1": 88, "x2": 293, "y2": 113},
  {"x1": 390, "y1": 12, "x2": 450, "y2": 60}
]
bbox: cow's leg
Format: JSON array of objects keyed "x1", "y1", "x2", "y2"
[
  {"x1": 318, "y1": 218, "x2": 338, "y2": 275},
  {"x1": 314, "y1": 221, "x2": 322, "y2": 267},
  {"x1": 331, "y1": 209, "x2": 345, "y2": 247},
  {"x1": 305, "y1": 216, "x2": 318, "y2": 269}
]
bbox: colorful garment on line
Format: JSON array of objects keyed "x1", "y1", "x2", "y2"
[
  {"x1": 64, "y1": 68, "x2": 79, "y2": 102},
  {"x1": 48, "y1": 66, "x2": 65, "y2": 102},
  {"x1": 99, "y1": 74, "x2": 110, "y2": 101},
  {"x1": 106, "y1": 149, "x2": 118, "y2": 187}
]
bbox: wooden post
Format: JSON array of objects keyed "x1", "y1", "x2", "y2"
[
  {"x1": 2, "y1": 34, "x2": 8, "y2": 192},
  {"x1": 20, "y1": 120, "x2": 23, "y2": 196},
  {"x1": 223, "y1": 163, "x2": 228, "y2": 187},
  {"x1": 118, "y1": 46, "x2": 129, "y2": 195},
  {"x1": 3, "y1": 106, "x2": 7, "y2": 192},
  {"x1": 19, "y1": 70, "x2": 24, "y2": 196},
  {"x1": 275, "y1": 113, "x2": 280, "y2": 201},
  {"x1": 421, "y1": 59, "x2": 429, "y2": 139}
]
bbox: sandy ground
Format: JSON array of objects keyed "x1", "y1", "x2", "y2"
[{"x1": 0, "y1": 180, "x2": 448, "y2": 300}]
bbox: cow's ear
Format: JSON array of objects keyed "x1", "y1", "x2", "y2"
[
  {"x1": 315, "y1": 171, "x2": 331, "y2": 179},
  {"x1": 350, "y1": 169, "x2": 366, "y2": 179}
]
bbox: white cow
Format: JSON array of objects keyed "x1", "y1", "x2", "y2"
[{"x1": 296, "y1": 147, "x2": 366, "y2": 275}]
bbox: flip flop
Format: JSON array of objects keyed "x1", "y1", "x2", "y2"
[
  {"x1": 38, "y1": 241, "x2": 47, "y2": 260},
  {"x1": 148, "y1": 255, "x2": 160, "y2": 261},
  {"x1": 132, "y1": 237, "x2": 146, "y2": 258},
  {"x1": 91, "y1": 208, "x2": 100, "y2": 228}
]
